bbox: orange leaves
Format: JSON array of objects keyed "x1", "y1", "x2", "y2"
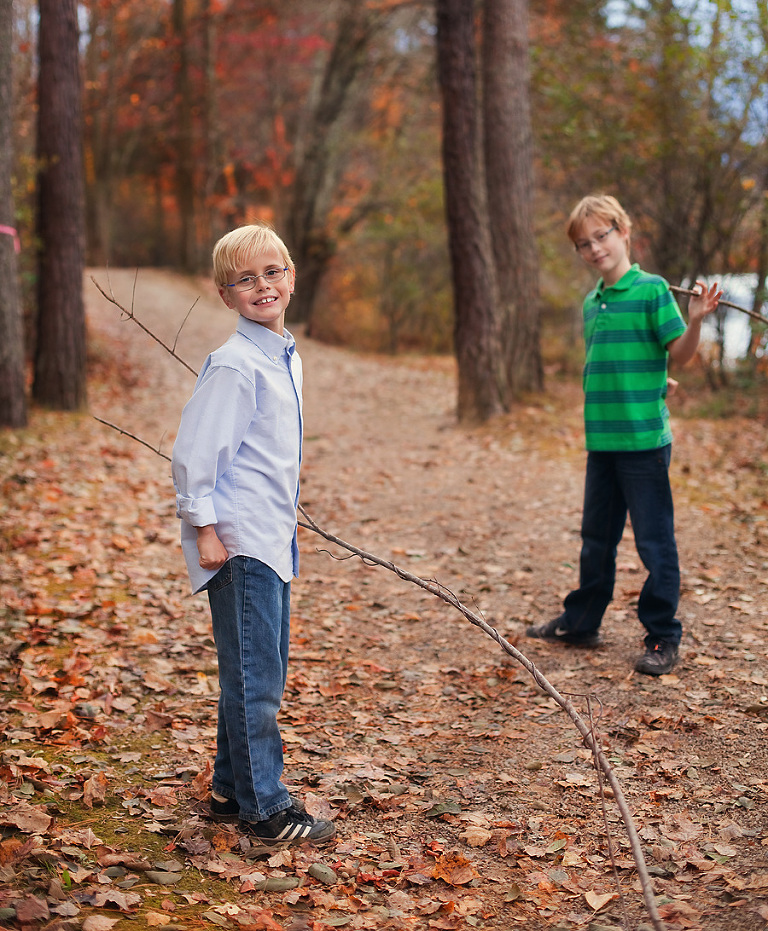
[{"x1": 432, "y1": 852, "x2": 478, "y2": 886}]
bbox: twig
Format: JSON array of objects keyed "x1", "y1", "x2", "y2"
[
  {"x1": 586, "y1": 694, "x2": 628, "y2": 923},
  {"x1": 90, "y1": 273, "x2": 199, "y2": 377},
  {"x1": 298, "y1": 504, "x2": 667, "y2": 931},
  {"x1": 92, "y1": 416, "x2": 171, "y2": 462},
  {"x1": 670, "y1": 284, "x2": 768, "y2": 327},
  {"x1": 173, "y1": 300, "x2": 199, "y2": 355}
]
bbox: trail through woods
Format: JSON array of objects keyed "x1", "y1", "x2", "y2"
[{"x1": 1, "y1": 268, "x2": 767, "y2": 931}]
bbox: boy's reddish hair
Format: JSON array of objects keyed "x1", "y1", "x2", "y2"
[{"x1": 567, "y1": 194, "x2": 632, "y2": 243}]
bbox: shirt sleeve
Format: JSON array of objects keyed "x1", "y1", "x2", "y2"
[
  {"x1": 171, "y1": 363, "x2": 257, "y2": 528},
  {"x1": 652, "y1": 281, "x2": 687, "y2": 347}
]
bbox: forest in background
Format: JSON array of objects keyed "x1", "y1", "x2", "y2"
[{"x1": 7, "y1": 0, "x2": 768, "y2": 358}]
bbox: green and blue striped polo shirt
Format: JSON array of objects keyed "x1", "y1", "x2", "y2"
[{"x1": 582, "y1": 264, "x2": 686, "y2": 451}]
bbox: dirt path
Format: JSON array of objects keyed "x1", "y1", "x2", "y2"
[{"x1": 0, "y1": 268, "x2": 766, "y2": 930}]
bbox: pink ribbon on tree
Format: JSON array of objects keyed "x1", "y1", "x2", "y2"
[{"x1": 0, "y1": 225, "x2": 20, "y2": 253}]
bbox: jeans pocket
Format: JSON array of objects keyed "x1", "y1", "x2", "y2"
[{"x1": 208, "y1": 559, "x2": 233, "y2": 593}]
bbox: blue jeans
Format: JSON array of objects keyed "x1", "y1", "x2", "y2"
[
  {"x1": 560, "y1": 445, "x2": 681, "y2": 646},
  {"x1": 207, "y1": 556, "x2": 292, "y2": 823}
]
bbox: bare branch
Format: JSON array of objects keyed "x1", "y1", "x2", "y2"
[
  {"x1": 670, "y1": 284, "x2": 768, "y2": 326},
  {"x1": 92, "y1": 416, "x2": 171, "y2": 462},
  {"x1": 172, "y1": 299, "x2": 199, "y2": 355},
  {"x1": 298, "y1": 504, "x2": 667, "y2": 931},
  {"x1": 90, "y1": 273, "x2": 199, "y2": 377}
]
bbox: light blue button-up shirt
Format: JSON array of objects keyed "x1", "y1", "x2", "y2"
[{"x1": 171, "y1": 316, "x2": 303, "y2": 594}]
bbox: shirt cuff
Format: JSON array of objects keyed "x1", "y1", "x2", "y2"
[{"x1": 176, "y1": 494, "x2": 218, "y2": 527}]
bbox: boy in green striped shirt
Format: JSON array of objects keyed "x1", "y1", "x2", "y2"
[{"x1": 527, "y1": 194, "x2": 721, "y2": 675}]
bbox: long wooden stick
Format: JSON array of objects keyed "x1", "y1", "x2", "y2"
[
  {"x1": 298, "y1": 505, "x2": 666, "y2": 931},
  {"x1": 670, "y1": 284, "x2": 768, "y2": 326},
  {"x1": 91, "y1": 278, "x2": 668, "y2": 930},
  {"x1": 91, "y1": 409, "x2": 669, "y2": 928}
]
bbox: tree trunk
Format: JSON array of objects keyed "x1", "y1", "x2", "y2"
[
  {"x1": 0, "y1": 0, "x2": 27, "y2": 427},
  {"x1": 33, "y1": 0, "x2": 87, "y2": 411},
  {"x1": 84, "y1": 2, "x2": 115, "y2": 267},
  {"x1": 482, "y1": 0, "x2": 542, "y2": 395},
  {"x1": 284, "y1": 0, "x2": 374, "y2": 324},
  {"x1": 200, "y1": 0, "x2": 217, "y2": 253},
  {"x1": 436, "y1": 0, "x2": 504, "y2": 422},
  {"x1": 173, "y1": 0, "x2": 196, "y2": 271}
]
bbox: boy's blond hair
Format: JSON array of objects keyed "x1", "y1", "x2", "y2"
[
  {"x1": 212, "y1": 223, "x2": 294, "y2": 288},
  {"x1": 567, "y1": 194, "x2": 632, "y2": 245}
]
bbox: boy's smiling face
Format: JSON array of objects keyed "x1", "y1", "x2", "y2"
[
  {"x1": 218, "y1": 246, "x2": 295, "y2": 334},
  {"x1": 573, "y1": 215, "x2": 631, "y2": 287}
]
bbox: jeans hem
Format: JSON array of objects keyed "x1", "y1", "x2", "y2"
[{"x1": 239, "y1": 800, "x2": 292, "y2": 824}]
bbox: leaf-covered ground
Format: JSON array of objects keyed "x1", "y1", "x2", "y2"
[{"x1": 1, "y1": 269, "x2": 767, "y2": 931}]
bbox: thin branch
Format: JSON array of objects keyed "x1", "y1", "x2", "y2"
[
  {"x1": 90, "y1": 273, "x2": 200, "y2": 377},
  {"x1": 670, "y1": 284, "x2": 768, "y2": 326},
  {"x1": 586, "y1": 694, "x2": 629, "y2": 923},
  {"x1": 298, "y1": 504, "x2": 667, "y2": 931},
  {"x1": 92, "y1": 416, "x2": 171, "y2": 462},
  {"x1": 173, "y1": 299, "x2": 199, "y2": 355}
]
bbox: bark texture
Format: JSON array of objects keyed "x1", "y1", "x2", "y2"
[
  {"x1": 0, "y1": 0, "x2": 27, "y2": 426},
  {"x1": 33, "y1": 0, "x2": 87, "y2": 410},
  {"x1": 436, "y1": 0, "x2": 504, "y2": 421},
  {"x1": 482, "y1": 0, "x2": 543, "y2": 394}
]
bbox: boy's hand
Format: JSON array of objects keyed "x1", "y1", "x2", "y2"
[
  {"x1": 196, "y1": 525, "x2": 228, "y2": 571},
  {"x1": 667, "y1": 280, "x2": 723, "y2": 365},
  {"x1": 688, "y1": 280, "x2": 722, "y2": 323}
]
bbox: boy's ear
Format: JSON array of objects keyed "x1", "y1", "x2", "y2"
[{"x1": 218, "y1": 285, "x2": 235, "y2": 308}]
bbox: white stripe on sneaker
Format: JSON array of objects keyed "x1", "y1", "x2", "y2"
[{"x1": 278, "y1": 822, "x2": 312, "y2": 842}]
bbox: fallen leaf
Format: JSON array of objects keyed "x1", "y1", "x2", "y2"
[
  {"x1": 459, "y1": 827, "x2": 493, "y2": 848},
  {"x1": 83, "y1": 771, "x2": 108, "y2": 808},
  {"x1": 82, "y1": 918, "x2": 121, "y2": 931},
  {"x1": 425, "y1": 800, "x2": 462, "y2": 818},
  {"x1": 432, "y1": 852, "x2": 478, "y2": 886},
  {"x1": 90, "y1": 889, "x2": 142, "y2": 911},
  {"x1": 12, "y1": 895, "x2": 50, "y2": 923},
  {"x1": 585, "y1": 890, "x2": 619, "y2": 911},
  {"x1": 0, "y1": 803, "x2": 53, "y2": 834},
  {"x1": 146, "y1": 912, "x2": 172, "y2": 927}
]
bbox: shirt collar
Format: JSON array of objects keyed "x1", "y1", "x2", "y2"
[
  {"x1": 595, "y1": 262, "x2": 640, "y2": 298},
  {"x1": 236, "y1": 315, "x2": 295, "y2": 356}
]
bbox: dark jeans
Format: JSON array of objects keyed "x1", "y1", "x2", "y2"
[
  {"x1": 207, "y1": 556, "x2": 292, "y2": 823},
  {"x1": 560, "y1": 445, "x2": 681, "y2": 646}
]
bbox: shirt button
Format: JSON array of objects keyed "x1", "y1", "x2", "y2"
[
  {"x1": 601, "y1": 303, "x2": 607, "y2": 309},
  {"x1": 273, "y1": 356, "x2": 278, "y2": 362}
]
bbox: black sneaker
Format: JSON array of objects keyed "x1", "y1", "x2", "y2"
[
  {"x1": 526, "y1": 617, "x2": 602, "y2": 648},
  {"x1": 210, "y1": 795, "x2": 239, "y2": 822},
  {"x1": 635, "y1": 641, "x2": 678, "y2": 676},
  {"x1": 210, "y1": 793, "x2": 305, "y2": 822},
  {"x1": 239, "y1": 805, "x2": 336, "y2": 847}
]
